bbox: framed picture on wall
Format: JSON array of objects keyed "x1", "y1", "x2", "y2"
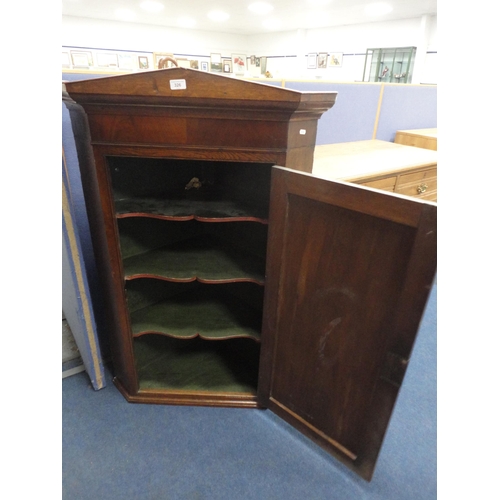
[
  {"x1": 260, "y1": 56, "x2": 267, "y2": 74},
  {"x1": 71, "y1": 50, "x2": 93, "y2": 68},
  {"x1": 118, "y1": 54, "x2": 135, "y2": 70},
  {"x1": 176, "y1": 58, "x2": 191, "y2": 69},
  {"x1": 222, "y1": 58, "x2": 232, "y2": 73},
  {"x1": 318, "y1": 53, "x2": 328, "y2": 69},
  {"x1": 200, "y1": 61, "x2": 209, "y2": 72},
  {"x1": 307, "y1": 53, "x2": 317, "y2": 69},
  {"x1": 210, "y1": 53, "x2": 222, "y2": 72},
  {"x1": 190, "y1": 60, "x2": 199, "y2": 69},
  {"x1": 328, "y1": 52, "x2": 343, "y2": 67},
  {"x1": 138, "y1": 56, "x2": 149, "y2": 69},
  {"x1": 97, "y1": 52, "x2": 119, "y2": 68},
  {"x1": 231, "y1": 54, "x2": 246, "y2": 75}
]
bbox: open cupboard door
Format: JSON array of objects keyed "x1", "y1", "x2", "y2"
[{"x1": 258, "y1": 166, "x2": 436, "y2": 481}]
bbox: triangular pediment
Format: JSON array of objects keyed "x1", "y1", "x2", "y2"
[{"x1": 64, "y1": 67, "x2": 337, "y2": 112}]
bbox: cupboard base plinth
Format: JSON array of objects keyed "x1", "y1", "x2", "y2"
[{"x1": 113, "y1": 377, "x2": 262, "y2": 408}]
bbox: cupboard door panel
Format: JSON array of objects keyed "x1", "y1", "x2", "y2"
[{"x1": 259, "y1": 167, "x2": 436, "y2": 481}]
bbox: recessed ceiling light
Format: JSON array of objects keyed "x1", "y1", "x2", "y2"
[
  {"x1": 115, "y1": 8, "x2": 136, "y2": 21},
  {"x1": 178, "y1": 17, "x2": 196, "y2": 28},
  {"x1": 364, "y1": 2, "x2": 393, "y2": 16},
  {"x1": 248, "y1": 2, "x2": 274, "y2": 15},
  {"x1": 207, "y1": 10, "x2": 230, "y2": 22},
  {"x1": 140, "y1": 1, "x2": 164, "y2": 13}
]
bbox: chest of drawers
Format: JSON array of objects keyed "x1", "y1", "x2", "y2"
[
  {"x1": 394, "y1": 128, "x2": 437, "y2": 151},
  {"x1": 313, "y1": 140, "x2": 438, "y2": 202}
]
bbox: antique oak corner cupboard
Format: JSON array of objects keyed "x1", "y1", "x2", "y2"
[{"x1": 64, "y1": 68, "x2": 437, "y2": 481}]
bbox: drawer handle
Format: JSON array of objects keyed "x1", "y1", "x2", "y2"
[{"x1": 417, "y1": 183, "x2": 428, "y2": 194}]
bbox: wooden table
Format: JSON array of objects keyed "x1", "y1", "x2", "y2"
[
  {"x1": 394, "y1": 128, "x2": 437, "y2": 150},
  {"x1": 313, "y1": 139, "x2": 437, "y2": 202}
]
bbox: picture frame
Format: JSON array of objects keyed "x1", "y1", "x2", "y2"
[
  {"x1": 255, "y1": 57, "x2": 261, "y2": 68},
  {"x1": 71, "y1": 50, "x2": 93, "y2": 68},
  {"x1": 307, "y1": 53, "x2": 317, "y2": 69},
  {"x1": 318, "y1": 53, "x2": 328, "y2": 69},
  {"x1": 97, "y1": 52, "x2": 119, "y2": 68},
  {"x1": 176, "y1": 58, "x2": 191, "y2": 69},
  {"x1": 118, "y1": 54, "x2": 134, "y2": 70},
  {"x1": 138, "y1": 56, "x2": 149, "y2": 70},
  {"x1": 250, "y1": 55, "x2": 256, "y2": 65},
  {"x1": 210, "y1": 53, "x2": 222, "y2": 72},
  {"x1": 231, "y1": 54, "x2": 246, "y2": 75},
  {"x1": 190, "y1": 60, "x2": 199, "y2": 70},
  {"x1": 223, "y1": 58, "x2": 232, "y2": 73},
  {"x1": 200, "y1": 61, "x2": 209, "y2": 72},
  {"x1": 260, "y1": 56, "x2": 267, "y2": 75},
  {"x1": 328, "y1": 52, "x2": 343, "y2": 67}
]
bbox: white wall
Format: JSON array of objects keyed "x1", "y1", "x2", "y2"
[
  {"x1": 249, "y1": 17, "x2": 433, "y2": 55},
  {"x1": 62, "y1": 16, "x2": 248, "y2": 55},
  {"x1": 248, "y1": 16, "x2": 437, "y2": 81},
  {"x1": 62, "y1": 14, "x2": 437, "y2": 83}
]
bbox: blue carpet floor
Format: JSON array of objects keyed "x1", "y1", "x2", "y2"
[{"x1": 62, "y1": 285, "x2": 436, "y2": 500}]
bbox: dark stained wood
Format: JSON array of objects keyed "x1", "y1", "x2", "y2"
[
  {"x1": 258, "y1": 167, "x2": 437, "y2": 481},
  {"x1": 114, "y1": 377, "x2": 261, "y2": 408},
  {"x1": 115, "y1": 205, "x2": 269, "y2": 224},
  {"x1": 91, "y1": 151, "x2": 139, "y2": 393},
  {"x1": 92, "y1": 143, "x2": 289, "y2": 165},
  {"x1": 64, "y1": 68, "x2": 336, "y2": 112},
  {"x1": 65, "y1": 68, "x2": 437, "y2": 481},
  {"x1": 65, "y1": 68, "x2": 336, "y2": 174},
  {"x1": 65, "y1": 68, "x2": 337, "y2": 408}
]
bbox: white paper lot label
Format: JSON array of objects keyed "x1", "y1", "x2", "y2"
[{"x1": 170, "y1": 79, "x2": 187, "y2": 90}]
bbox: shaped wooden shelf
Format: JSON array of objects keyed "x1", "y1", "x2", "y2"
[
  {"x1": 118, "y1": 218, "x2": 268, "y2": 284},
  {"x1": 114, "y1": 197, "x2": 269, "y2": 223},
  {"x1": 127, "y1": 280, "x2": 264, "y2": 342},
  {"x1": 109, "y1": 157, "x2": 272, "y2": 224},
  {"x1": 123, "y1": 234, "x2": 266, "y2": 284}
]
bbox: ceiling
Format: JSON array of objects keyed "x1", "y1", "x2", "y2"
[{"x1": 62, "y1": 0, "x2": 437, "y2": 35}]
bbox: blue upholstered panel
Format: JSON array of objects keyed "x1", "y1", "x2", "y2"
[
  {"x1": 62, "y1": 72, "x2": 106, "y2": 81},
  {"x1": 376, "y1": 85, "x2": 437, "y2": 142},
  {"x1": 256, "y1": 79, "x2": 282, "y2": 87},
  {"x1": 62, "y1": 100, "x2": 107, "y2": 390},
  {"x1": 284, "y1": 82, "x2": 382, "y2": 144}
]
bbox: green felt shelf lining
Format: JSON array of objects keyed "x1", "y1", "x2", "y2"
[
  {"x1": 115, "y1": 197, "x2": 269, "y2": 223},
  {"x1": 129, "y1": 285, "x2": 263, "y2": 342},
  {"x1": 123, "y1": 234, "x2": 266, "y2": 284},
  {"x1": 108, "y1": 157, "x2": 272, "y2": 224},
  {"x1": 134, "y1": 335, "x2": 260, "y2": 393}
]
